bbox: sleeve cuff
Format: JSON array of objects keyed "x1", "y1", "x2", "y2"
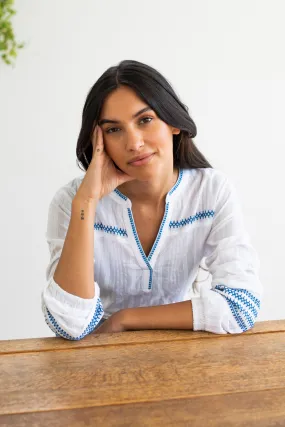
[
  {"x1": 42, "y1": 278, "x2": 104, "y2": 339},
  {"x1": 191, "y1": 291, "x2": 231, "y2": 334}
]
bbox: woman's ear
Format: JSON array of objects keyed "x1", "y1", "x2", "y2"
[{"x1": 172, "y1": 127, "x2": 181, "y2": 135}]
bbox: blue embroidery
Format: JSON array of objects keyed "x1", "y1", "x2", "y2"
[
  {"x1": 117, "y1": 169, "x2": 184, "y2": 289},
  {"x1": 148, "y1": 202, "x2": 170, "y2": 261},
  {"x1": 127, "y1": 200, "x2": 171, "y2": 288},
  {"x1": 94, "y1": 222, "x2": 128, "y2": 237},
  {"x1": 169, "y1": 169, "x2": 183, "y2": 195},
  {"x1": 114, "y1": 169, "x2": 183, "y2": 200},
  {"x1": 169, "y1": 210, "x2": 215, "y2": 229},
  {"x1": 127, "y1": 208, "x2": 153, "y2": 290},
  {"x1": 114, "y1": 188, "x2": 128, "y2": 200},
  {"x1": 214, "y1": 285, "x2": 261, "y2": 332},
  {"x1": 45, "y1": 298, "x2": 104, "y2": 340}
]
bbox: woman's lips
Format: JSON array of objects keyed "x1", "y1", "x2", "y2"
[{"x1": 128, "y1": 153, "x2": 155, "y2": 166}]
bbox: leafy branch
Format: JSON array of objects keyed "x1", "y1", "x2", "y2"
[{"x1": 0, "y1": 0, "x2": 24, "y2": 65}]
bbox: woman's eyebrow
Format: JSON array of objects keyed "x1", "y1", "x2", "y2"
[{"x1": 98, "y1": 107, "x2": 152, "y2": 125}]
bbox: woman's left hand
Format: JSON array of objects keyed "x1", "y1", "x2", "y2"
[{"x1": 94, "y1": 311, "x2": 126, "y2": 334}]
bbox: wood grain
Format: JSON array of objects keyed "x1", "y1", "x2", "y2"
[
  {"x1": 1, "y1": 388, "x2": 285, "y2": 427},
  {"x1": 0, "y1": 320, "x2": 284, "y2": 355},
  {"x1": 1, "y1": 331, "x2": 284, "y2": 415}
]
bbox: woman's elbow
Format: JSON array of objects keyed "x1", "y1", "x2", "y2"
[{"x1": 42, "y1": 298, "x2": 104, "y2": 340}]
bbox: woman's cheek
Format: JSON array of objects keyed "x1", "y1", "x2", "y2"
[
  {"x1": 106, "y1": 142, "x2": 124, "y2": 165},
  {"x1": 102, "y1": 137, "x2": 115, "y2": 158}
]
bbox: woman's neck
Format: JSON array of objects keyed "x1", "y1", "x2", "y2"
[{"x1": 117, "y1": 167, "x2": 179, "y2": 207}]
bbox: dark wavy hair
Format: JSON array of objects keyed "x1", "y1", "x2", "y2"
[{"x1": 76, "y1": 59, "x2": 212, "y2": 171}]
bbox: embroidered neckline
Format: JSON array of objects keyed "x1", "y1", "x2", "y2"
[{"x1": 113, "y1": 168, "x2": 183, "y2": 202}]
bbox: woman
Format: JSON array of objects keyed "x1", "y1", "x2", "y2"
[{"x1": 42, "y1": 59, "x2": 263, "y2": 340}]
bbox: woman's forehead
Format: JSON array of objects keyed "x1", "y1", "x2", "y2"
[{"x1": 100, "y1": 87, "x2": 151, "y2": 121}]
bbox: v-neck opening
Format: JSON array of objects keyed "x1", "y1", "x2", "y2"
[
  {"x1": 127, "y1": 201, "x2": 170, "y2": 264},
  {"x1": 120, "y1": 169, "x2": 184, "y2": 265}
]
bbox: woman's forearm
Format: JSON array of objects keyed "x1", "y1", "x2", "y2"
[
  {"x1": 53, "y1": 196, "x2": 98, "y2": 299},
  {"x1": 121, "y1": 300, "x2": 193, "y2": 330}
]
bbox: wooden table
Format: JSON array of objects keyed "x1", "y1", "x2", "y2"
[{"x1": 0, "y1": 320, "x2": 285, "y2": 426}]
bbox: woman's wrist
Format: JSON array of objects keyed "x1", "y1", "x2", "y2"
[{"x1": 72, "y1": 192, "x2": 100, "y2": 209}]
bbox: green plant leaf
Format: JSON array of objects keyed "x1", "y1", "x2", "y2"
[{"x1": 0, "y1": 0, "x2": 24, "y2": 65}]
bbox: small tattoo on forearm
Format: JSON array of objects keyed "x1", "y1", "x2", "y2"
[{"x1": 81, "y1": 209, "x2": 84, "y2": 220}]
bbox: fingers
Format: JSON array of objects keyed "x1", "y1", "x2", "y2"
[{"x1": 92, "y1": 125, "x2": 104, "y2": 156}]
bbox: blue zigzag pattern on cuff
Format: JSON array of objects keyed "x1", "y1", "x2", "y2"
[
  {"x1": 213, "y1": 284, "x2": 261, "y2": 332},
  {"x1": 94, "y1": 222, "x2": 128, "y2": 237},
  {"x1": 169, "y1": 210, "x2": 215, "y2": 229},
  {"x1": 45, "y1": 298, "x2": 104, "y2": 340}
]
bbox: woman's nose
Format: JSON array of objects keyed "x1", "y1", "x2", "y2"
[{"x1": 125, "y1": 129, "x2": 144, "y2": 151}]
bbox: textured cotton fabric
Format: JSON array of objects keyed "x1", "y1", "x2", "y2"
[{"x1": 42, "y1": 168, "x2": 263, "y2": 340}]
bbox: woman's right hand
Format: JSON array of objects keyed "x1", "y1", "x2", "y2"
[{"x1": 75, "y1": 124, "x2": 135, "y2": 203}]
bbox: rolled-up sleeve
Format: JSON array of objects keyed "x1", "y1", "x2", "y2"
[
  {"x1": 191, "y1": 175, "x2": 263, "y2": 334},
  {"x1": 42, "y1": 186, "x2": 104, "y2": 340}
]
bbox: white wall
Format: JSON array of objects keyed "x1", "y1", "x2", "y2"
[{"x1": 0, "y1": 0, "x2": 284, "y2": 340}]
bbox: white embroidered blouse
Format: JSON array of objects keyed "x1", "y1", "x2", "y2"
[{"x1": 42, "y1": 167, "x2": 263, "y2": 340}]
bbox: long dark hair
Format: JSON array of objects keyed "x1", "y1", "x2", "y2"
[{"x1": 76, "y1": 60, "x2": 212, "y2": 171}]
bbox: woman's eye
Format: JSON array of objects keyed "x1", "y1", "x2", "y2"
[
  {"x1": 106, "y1": 127, "x2": 119, "y2": 134},
  {"x1": 140, "y1": 117, "x2": 153, "y2": 124},
  {"x1": 106, "y1": 117, "x2": 153, "y2": 134}
]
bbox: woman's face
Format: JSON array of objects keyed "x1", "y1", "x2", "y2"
[{"x1": 98, "y1": 85, "x2": 180, "y2": 180}]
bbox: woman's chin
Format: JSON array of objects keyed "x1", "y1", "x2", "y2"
[{"x1": 126, "y1": 167, "x2": 156, "y2": 181}]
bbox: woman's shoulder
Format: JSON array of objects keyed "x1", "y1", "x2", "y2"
[
  {"x1": 183, "y1": 167, "x2": 229, "y2": 193},
  {"x1": 49, "y1": 175, "x2": 85, "y2": 209},
  {"x1": 186, "y1": 166, "x2": 228, "y2": 180}
]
